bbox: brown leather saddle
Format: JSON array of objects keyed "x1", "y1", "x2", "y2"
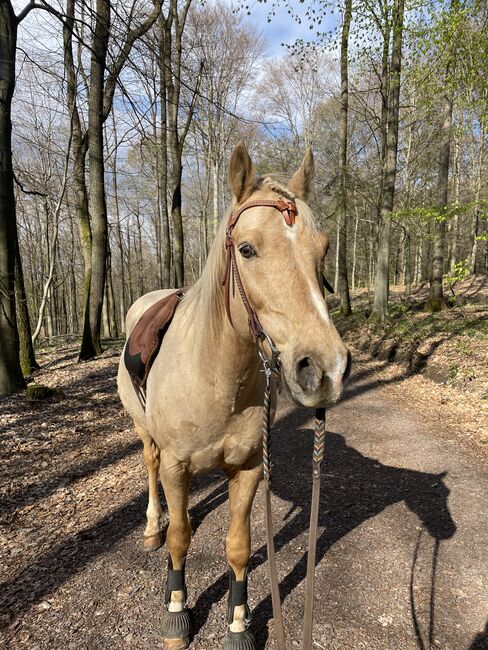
[{"x1": 124, "y1": 288, "x2": 188, "y2": 405}]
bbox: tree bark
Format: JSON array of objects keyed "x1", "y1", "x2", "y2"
[
  {"x1": 0, "y1": 2, "x2": 25, "y2": 393},
  {"x1": 336, "y1": 0, "x2": 352, "y2": 315},
  {"x1": 164, "y1": 0, "x2": 199, "y2": 287},
  {"x1": 159, "y1": 15, "x2": 172, "y2": 287},
  {"x1": 427, "y1": 88, "x2": 453, "y2": 311},
  {"x1": 371, "y1": 0, "x2": 405, "y2": 320},
  {"x1": 15, "y1": 239, "x2": 39, "y2": 375},
  {"x1": 470, "y1": 124, "x2": 484, "y2": 273},
  {"x1": 82, "y1": 0, "x2": 111, "y2": 357},
  {"x1": 63, "y1": 0, "x2": 95, "y2": 359}
]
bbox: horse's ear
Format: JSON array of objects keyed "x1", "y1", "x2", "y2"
[
  {"x1": 288, "y1": 147, "x2": 314, "y2": 200},
  {"x1": 229, "y1": 141, "x2": 255, "y2": 203}
]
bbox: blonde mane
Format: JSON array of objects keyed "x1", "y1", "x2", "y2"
[{"x1": 178, "y1": 177, "x2": 318, "y2": 356}]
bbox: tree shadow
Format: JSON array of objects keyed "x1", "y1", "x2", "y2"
[
  {"x1": 0, "y1": 440, "x2": 141, "y2": 515},
  {"x1": 0, "y1": 470, "x2": 224, "y2": 629},
  {"x1": 191, "y1": 407, "x2": 456, "y2": 649}
]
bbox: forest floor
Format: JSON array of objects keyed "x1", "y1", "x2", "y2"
[{"x1": 1, "y1": 279, "x2": 487, "y2": 650}]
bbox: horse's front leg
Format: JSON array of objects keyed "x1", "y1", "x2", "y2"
[
  {"x1": 160, "y1": 462, "x2": 192, "y2": 650},
  {"x1": 224, "y1": 452, "x2": 262, "y2": 650},
  {"x1": 135, "y1": 424, "x2": 164, "y2": 551}
]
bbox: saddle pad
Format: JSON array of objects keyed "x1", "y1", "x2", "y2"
[{"x1": 124, "y1": 288, "x2": 188, "y2": 390}]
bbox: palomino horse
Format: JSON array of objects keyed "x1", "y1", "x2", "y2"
[{"x1": 117, "y1": 143, "x2": 350, "y2": 649}]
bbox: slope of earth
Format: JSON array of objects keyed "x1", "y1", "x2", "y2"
[
  {"x1": 0, "y1": 341, "x2": 487, "y2": 649},
  {"x1": 332, "y1": 275, "x2": 488, "y2": 448}
]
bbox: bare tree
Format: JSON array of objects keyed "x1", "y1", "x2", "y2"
[
  {"x1": 336, "y1": 0, "x2": 353, "y2": 316},
  {"x1": 0, "y1": 0, "x2": 40, "y2": 395},
  {"x1": 371, "y1": 0, "x2": 405, "y2": 320}
]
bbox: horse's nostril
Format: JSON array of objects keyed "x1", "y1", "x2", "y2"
[
  {"x1": 296, "y1": 357, "x2": 321, "y2": 392},
  {"x1": 298, "y1": 357, "x2": 312, "y2": 370},
  {"x1": 343, "y1": 350, "x2": 352, "y2": 384}
]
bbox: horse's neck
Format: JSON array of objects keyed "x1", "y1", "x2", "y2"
[{"x1": 188, "y1": 292, "x2": 261, "y2": 401}]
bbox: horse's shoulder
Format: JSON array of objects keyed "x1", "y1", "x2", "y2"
[{"x1": 125, "y1": 290, "x2": 176, "y2": 337}]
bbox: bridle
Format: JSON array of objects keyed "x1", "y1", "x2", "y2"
[
  {"x1": 222, "y1": 197, "x2": 331, "y2": 650},
  {"x1": 222, "y1": 198, "x2": 296, "y2": 341}
]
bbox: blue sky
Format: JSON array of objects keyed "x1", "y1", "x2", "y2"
[{"x1": 238, "y1": 0, "x2": 339, "y2": 58}]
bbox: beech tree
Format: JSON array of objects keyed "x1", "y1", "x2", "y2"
[
  {"x1": 371, "y1": 0, "x2": 405, "y2": 320},
  {"x1": 336, "y1": 0, "x2": 353, "y2": 316},
  {"x1": 0, "y1": 1, "x2": 41, "y2": 395}
]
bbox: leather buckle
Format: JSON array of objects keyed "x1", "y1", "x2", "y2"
[{"x1": 276, "y1": 200, "x2": 296, "y2": 226}]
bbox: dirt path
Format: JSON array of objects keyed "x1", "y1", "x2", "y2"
[{"x1": 1, "y1": 346, "x2": 487, "y2": 649}]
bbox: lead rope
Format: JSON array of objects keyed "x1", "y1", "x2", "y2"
[
  {"x1": 302, "y1": 407, "x2": 326, "y2": 650},
  {"x1": 262, "y1": 359, "x2": 326, "y2": 650},
  {"x1": 262, "y1": 367, "x2": 287, "y2": 650}
]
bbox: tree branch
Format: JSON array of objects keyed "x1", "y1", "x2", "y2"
[{"x1": 13, "y1": 173, "x2": 47, "y2": 197}]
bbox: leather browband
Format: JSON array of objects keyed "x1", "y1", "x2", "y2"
[{"x1": 222, "y1": 198, "x2": 297, "y2": 340}]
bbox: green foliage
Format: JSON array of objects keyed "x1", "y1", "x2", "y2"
[
  {"x1": 26, "y1": 384, "x2": 63, "y2": 401},
  {"x1": 448, "y1": 362, "x2": 459, "y2": 380},
  {"x1": 444, "y1": 258, "x2": 472, "y2": 295},
  {"x1": 394, "y1": 201, "x2": 476, "y2": 224}
]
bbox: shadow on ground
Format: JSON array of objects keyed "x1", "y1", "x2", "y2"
[
  {"x1": 1, "y1": 361, "x2": 458, "y2": 648},
  {"x1": 190, "y1": 407, "x2": 456, "y2": 648},
  {"x1": 470, "y1": 618, "x2": 488, "y2": 649}
]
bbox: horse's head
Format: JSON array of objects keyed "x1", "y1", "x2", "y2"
[{"x1": 225, "y1": 142, "x2": 351, "y2": 407}]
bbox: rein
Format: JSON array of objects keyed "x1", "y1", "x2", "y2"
[{"x1": 222, "y1": 198, "x2": 330, "y2": 650}]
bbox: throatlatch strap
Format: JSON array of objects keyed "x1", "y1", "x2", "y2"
[
  {"x1": 227, "y1": 568, "x2": 250, "y2": 623},
  {"x1": 165, "y1": 556, "x2": 187, "y2": 604}
]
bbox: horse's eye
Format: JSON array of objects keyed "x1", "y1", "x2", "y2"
[{"x1": 239, "y1": 243, "x2": 256, "y2": 259}]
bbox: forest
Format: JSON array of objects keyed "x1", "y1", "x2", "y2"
[{"x1": 1, "y1": 0, "x2": 487, "y2": 395}]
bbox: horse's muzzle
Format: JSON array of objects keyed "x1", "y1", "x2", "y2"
[{"x1": 288, "y1": 348, "x2": 351, "y2": 407}]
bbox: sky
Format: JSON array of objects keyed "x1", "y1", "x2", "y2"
[{"x1": 236, "y1": 0, "x2": 339, "y2": 58}]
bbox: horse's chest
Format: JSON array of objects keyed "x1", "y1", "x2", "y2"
[{"x1": 152, "y1": 401, "x2": 263, "y2": 473}]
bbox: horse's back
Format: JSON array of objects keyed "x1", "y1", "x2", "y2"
[
  {"x1": 124, "y1": 289, "x2": 178, "y2": 338},
  {"x1": 118, "y1": 288, "x2": 182, "y2": 428}
]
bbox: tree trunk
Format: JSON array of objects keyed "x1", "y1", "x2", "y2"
[
  {"x1": 351, "y1": 208, "x2": 359, "y2": 292},
  {"x1": 449, "y1": 127, "x2": 461, "y2": 271},
  {"x1": 63, "y1": 0, "x2": 95, "y2": 359},
  {"x1": 371, "y1": 0, "x2": 405, "y2": 320},
  {"x1": 15, "y1": 239, "x2": 39, "y2": 375},
  {"x1": 107, "y1": 249, "x2": 118, "y2": 337},
  {"x1": 404, "y1": 229, "x2": 412, "y2": 296},
  {"x1": 164, "y1": 7, "x2": 184, "y2": 288},
  {"x1": 470, "y1": 124, "x2": 484, "y2": 273},
  {"x1": 158, "y1": 15, "x2": 172, "y2": 288},
  {"x1": 336, "y1": 0, "x2": 352, "y2": 315},
  {"x1": 0, "y1": 3, "x2": 25, "y2": 394},
  {"x1": 170, "y1": 155, "x2": 184, "y2": 286},
  {"x1": 427, "y1": 90, "x2": 453, "y2": 311},
  {"x1": 81, "y1": 0, "x2": 111, "y2": 357},
  {"x1": 164, "y1": 0, "x2": 199, "y2": 288}
]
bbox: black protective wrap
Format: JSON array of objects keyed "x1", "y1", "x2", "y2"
[
  {"x1": 227, "y1": 567, "x2": 250, "y2": 623},
  {"x1": 164, "y1": 556, "x2": 187, "y2": 604}
]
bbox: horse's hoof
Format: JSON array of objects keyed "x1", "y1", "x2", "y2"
[
  {"x1": 223, "y1": 630, "x2": 255, "y2": 650},
  {"x1": 144, "y1": 532, "x2": 163, "y2": 551},
  {"x1": 161, "y1": 608, "x2": 192, "y2": 647},
  {"x1": 162, "y1": 638, "x2": 190, "y2": 650}
]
